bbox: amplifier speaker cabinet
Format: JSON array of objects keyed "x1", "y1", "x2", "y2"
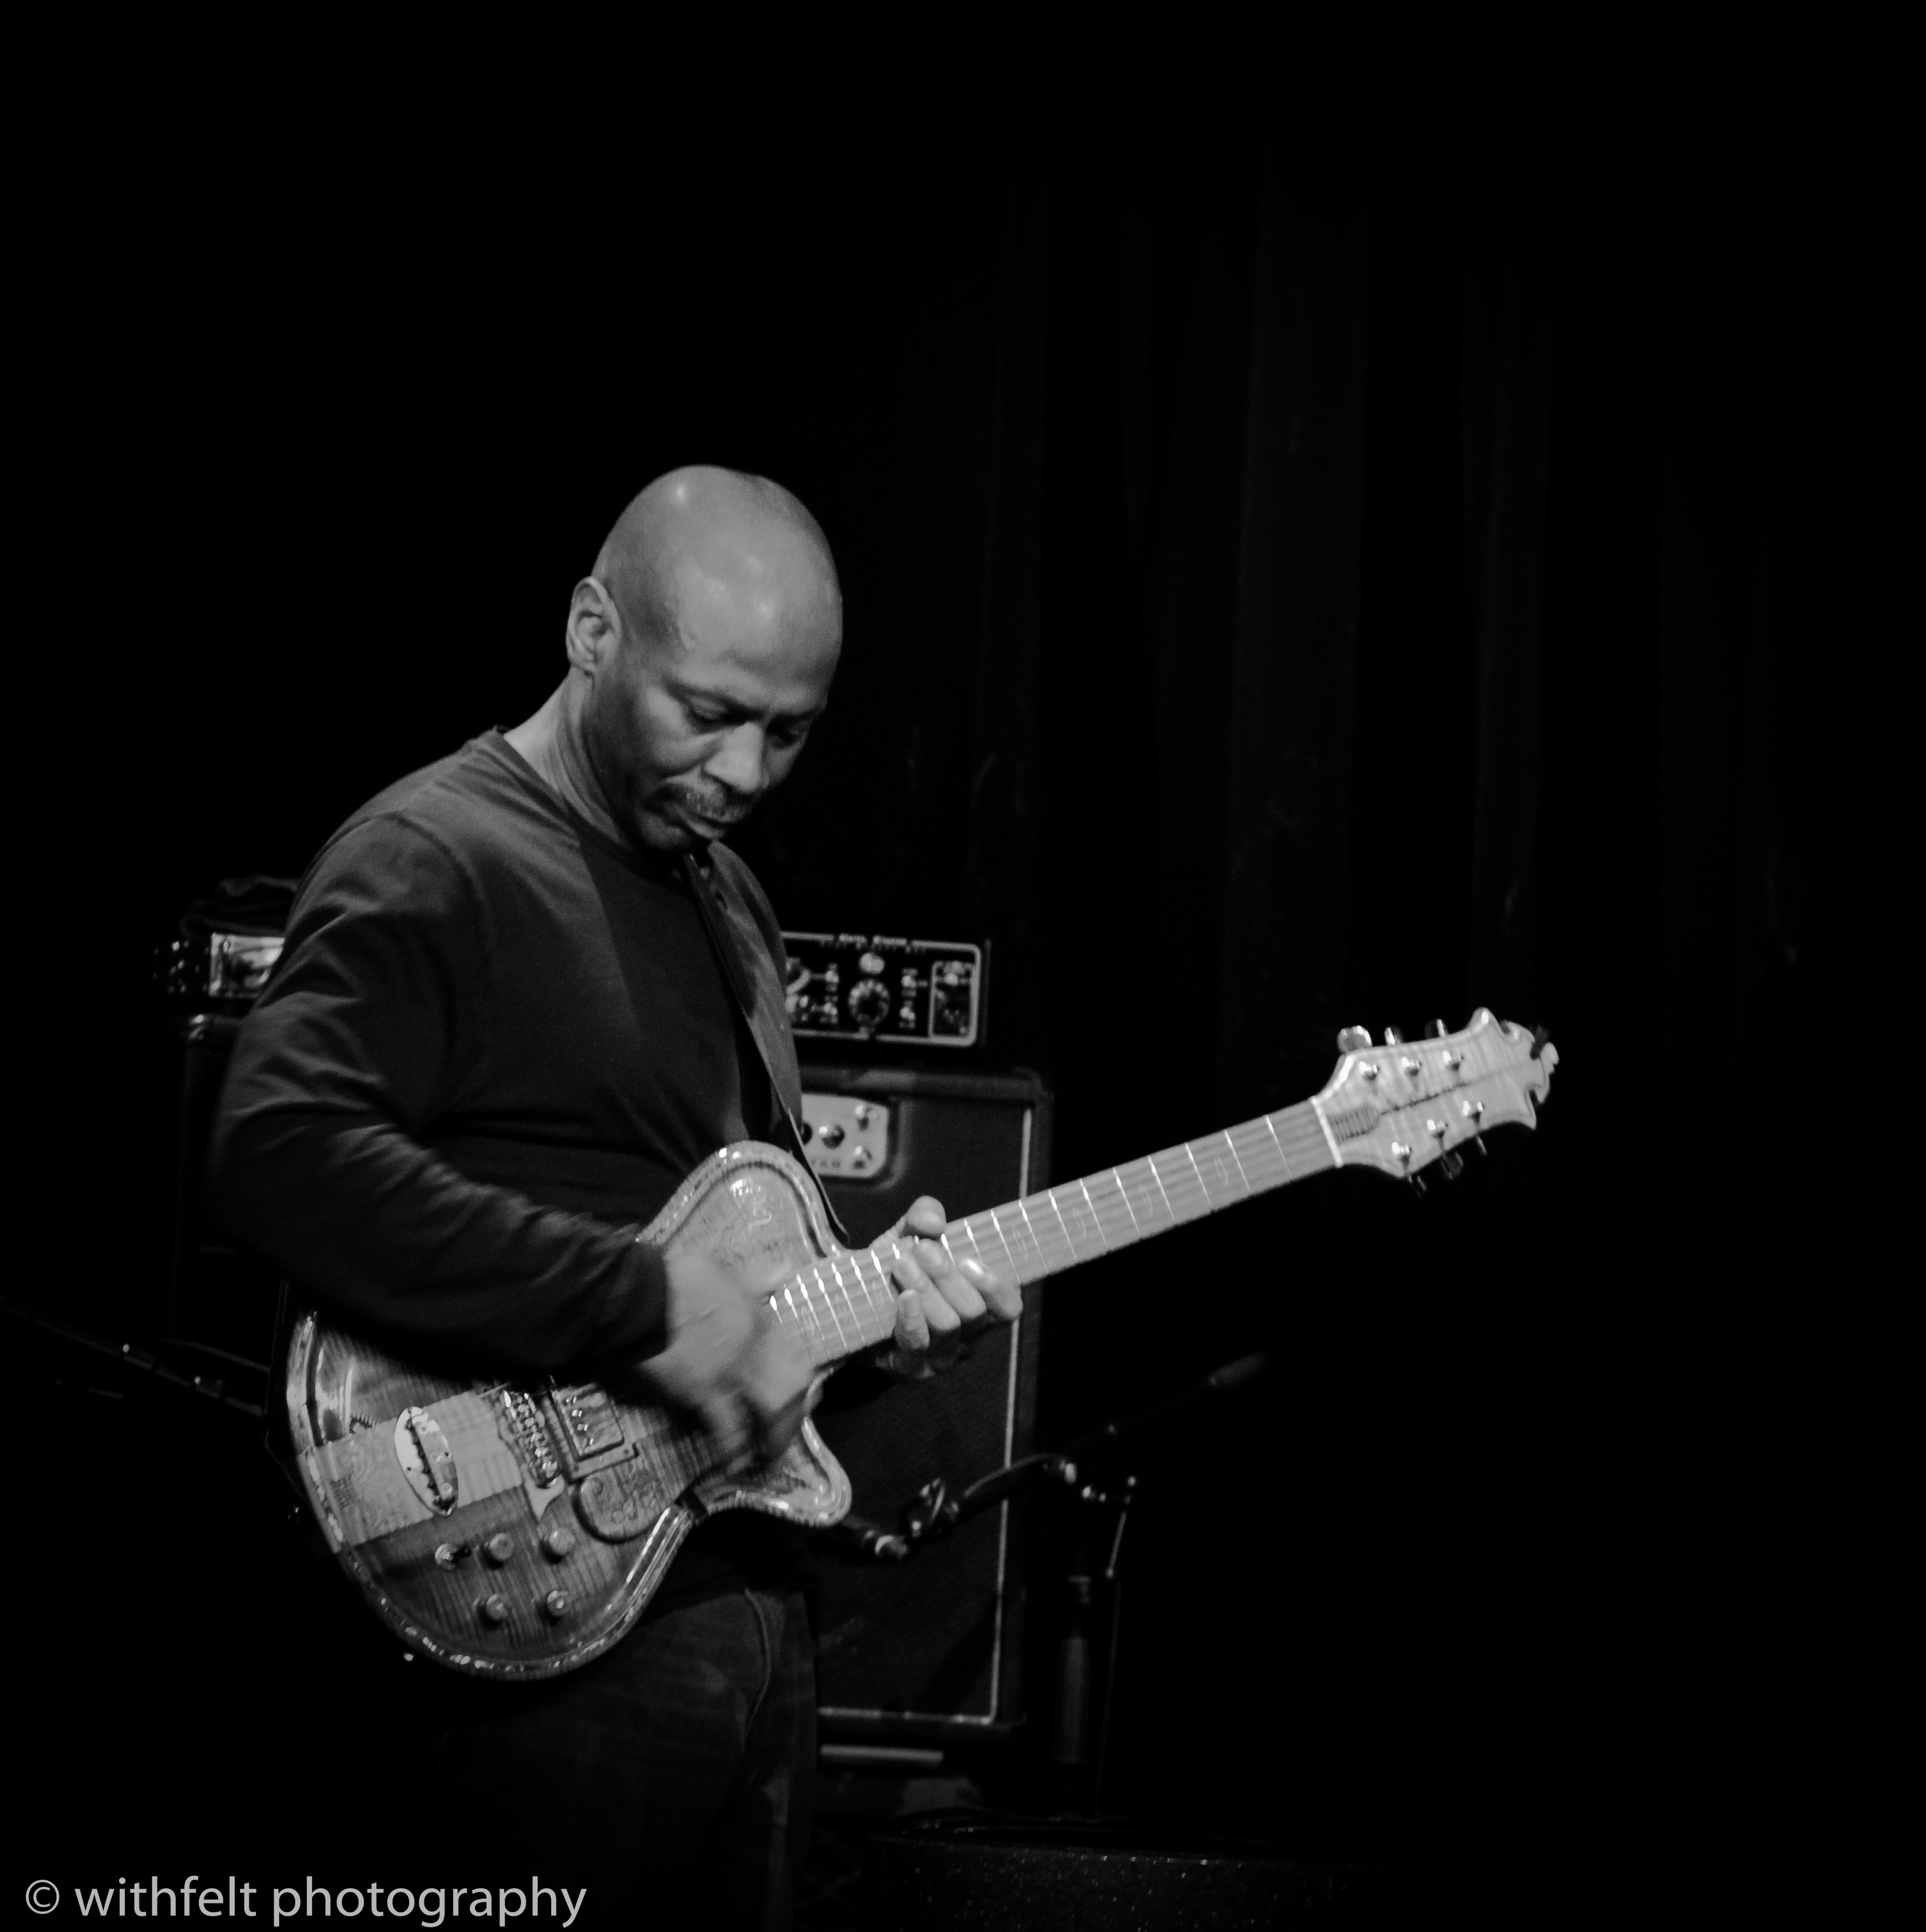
[
  {"x1": 165, "y1": 1013, "x2": 280, "y2": 1371},
  {"x1": 799, "y1": 1063, "x2": 1053, "y2": 1745}
]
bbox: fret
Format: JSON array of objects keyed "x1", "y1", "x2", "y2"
[
  {"x1": 1046, "y1": 1183, "x2": 1106, "y2": 1260},
  {"x1": 963, "y1": 1212, "x2": 1022, "y2": 1280},
  {"x1": 771, "y1": 1278, "x2": 810, "y2": 1348},
  {"x1": 858, "y1": 1248, "x2": 898, "y2": 1316},
  {"x1": 1114, "y1": 1159, "x2": 1174, "y2": 1234},
  {"x1": 1228, "y1": 1118, "x2": 1288, "y2": 1185},
  {"x1": 809, "y1": 1265, "x2": 852, "y2": 1355},
  {"x1": 1105, "y1": 1168, "x2": 1145, "y2": 1238},
  {"x1": 1216, "y1": 1129, "x2": 1255, "y2": 1198},
  {"x1": 1260, "y1": 1111, "x2": 1295, "y2": 1180},
  {"x1": 943, "y1": 1220, "x2": 987, "y2": 1267},
  {"x1": 1077, "y1": 1175, "x2": 1127, "y2": 1248},
  {"x1": 993, "y1": 1202, "x2": 1050, "y2": 1281},
  {"x1": 1189, "y1": 1134, "x2": 1244, "y2": 1206},
  {"x1": 1083, "y1": 1167, "x2": 1144, "y2": 1247},
  {"x1": 826, "y1": 1255, "x2": 866, "y2": 1335},
  {"x1": 1155, "y1": 1147, "x2": 1212, "y2": 1221},
  {"x1": 1032, "y1": 1192, "x2": 1081, "y2": 1266},
  {"x1": 1182, "y1": 1141, "x2": 1216, "y2": 1210},
  {"x1": 1143, "y1": 1152, "x2": 1184, "y2": 1227},
  {"x1": 842, "y1": 1250, "x2": 896, "y2": 1351},
  {"x1": 799, "y1": 1277, "x2": 832, "y2": 1355},
  {"x1": 777, "y1": 1275, "x2": 835, "y2": 1367}
]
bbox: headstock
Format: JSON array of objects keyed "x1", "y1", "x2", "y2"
[{"x1": 1313, "y1": 1010, "x2": 1556, "y2": 1184}]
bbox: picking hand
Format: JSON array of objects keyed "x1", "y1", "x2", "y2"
[{"x1": 634, "y1": 1249, "x2": 814, "y2": 1470}]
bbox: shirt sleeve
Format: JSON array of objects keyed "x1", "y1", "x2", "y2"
[{"x1": 208, "y1": 814, "x2": 669, "y2": 1374}]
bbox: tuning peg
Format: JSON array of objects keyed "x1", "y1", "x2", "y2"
[
  {"x1": 1382, "y1": 1026, "x2": 1403, "y2": 1046},
  {"x1": 1406, "y1": 1171, "x2": 1427, "y2": 1198},
  {"x1": 1531, "y1": 1025, "x2": 1552, "y2": 1059},
  {"x1": 1431, "y1": 1019, "x2": 1448, "y2": 1038},
  {"x1": 1439, "y1": 1150, "x2": 1464, "y2": 1180},
  {"x1": 1335, "y1": 1026, "x2": 1372, "y2": 1052}
]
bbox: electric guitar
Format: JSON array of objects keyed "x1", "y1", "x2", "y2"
[{"x1": 285, "y1": 1009, "x2": 1556, "y2": 1678}]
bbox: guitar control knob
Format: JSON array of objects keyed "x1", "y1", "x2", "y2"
[
  {"x1": 541, "y1": 1526, "x2": 577, "y2": 1560},
  {"x1": 479, "y1": 1594, "x2": 510, "y2": 1626},
  {"x1": 818, "y1": 1122, "x2": 846, "y2": 1148},
  {"x1": 542, "y1": 1590, "x2": 570, "y2": 1621},
  {"x1": 484, "y1": 1534, "x2": 514, "y2": 1566}
]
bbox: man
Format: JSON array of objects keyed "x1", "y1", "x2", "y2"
[{"x1": 212, "y1": 467, "x2": 1019, "y2": 1924}]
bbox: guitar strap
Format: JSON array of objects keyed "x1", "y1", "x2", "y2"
[{"x1": 681, "y1": 848, "x2": 856, "y2": 1248}]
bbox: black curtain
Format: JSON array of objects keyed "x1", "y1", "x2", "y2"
[{"x1": 16, "y1": 118, "x2": 1827, "y2": 1876}]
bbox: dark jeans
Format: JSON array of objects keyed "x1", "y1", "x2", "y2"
[{"x1": 385, "y1": 1587, "x2": 816, "y2": 1930}]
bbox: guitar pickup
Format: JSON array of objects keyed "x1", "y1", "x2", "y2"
[{"x1": 548, "y1": 1381, "x2": 626, "y2": 1465}]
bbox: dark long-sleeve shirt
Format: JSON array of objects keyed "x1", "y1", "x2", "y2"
[
  {"x1": 211, "y1": 729, "x2": 803, "y2": 1372},
  {"x1": 213, "y1": 731, "x2": 815, "y2": 1608}
]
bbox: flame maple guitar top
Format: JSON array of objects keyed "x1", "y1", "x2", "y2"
[{"x1": 285, "y1": 1142, "x2": 855, "y2": 1680}]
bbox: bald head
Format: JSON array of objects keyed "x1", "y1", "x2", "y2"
[
  {"x1": 594, "y1": 466, "x2": 841, "y2": 666},
  {"x1": 507, "y1": 467, "x2": 842, "y2": 858}
]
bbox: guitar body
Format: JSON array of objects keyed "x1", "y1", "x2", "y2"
[{"x1": 285, "y1": 1141, "x2": 854, "y2": 1680}]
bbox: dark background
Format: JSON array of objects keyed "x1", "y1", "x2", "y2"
[{"x1": 13, "y1": 110, "x2": 1853, "y2": 1905}]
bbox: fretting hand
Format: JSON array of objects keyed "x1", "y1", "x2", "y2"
[{"x1": 874, "y1": 1195, "x2": 1023, "y2": 1379}]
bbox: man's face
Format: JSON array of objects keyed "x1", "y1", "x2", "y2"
[{"x1": 582, "y1": 557, "x2": 839, "y2": 856}]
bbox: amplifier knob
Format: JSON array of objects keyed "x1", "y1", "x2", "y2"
[
  {"x1": 478, "y1": 1594, "x2": 510, "y2": 1626},
  {"x1": 484, "y1": 1534, "x2": 514, "y2": 1566},
  {"x1": 817, "y1": 1122, "x2": 846, "y2": 1148},
  {"x1": 542, "y1": 1590, "x2": 570, "y2": 1621},
  {"x1": 541, "y1": 1526, "x2": 577, "y2": 1560},
  {"x1": 848, "y1": 979, "x2": 890, "y2": 1027}
]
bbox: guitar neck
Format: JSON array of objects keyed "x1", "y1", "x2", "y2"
[{"x1": 770, "y1": 1100, "x2": 1335, "y2": 1370}]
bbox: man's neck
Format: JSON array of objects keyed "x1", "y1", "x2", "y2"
[{"x1": 504, "y1": 685, "x2": 624, "y2": 846}]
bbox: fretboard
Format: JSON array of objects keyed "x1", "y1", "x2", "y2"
[{"x1": 768, "y1": 1099, "x2": 1334, "y2": 1369}]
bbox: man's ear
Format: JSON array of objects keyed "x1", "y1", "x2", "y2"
[{"x1": 564, "y1": 577, "x2": 623, "y2": 674}]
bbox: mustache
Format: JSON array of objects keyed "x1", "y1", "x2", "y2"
[{"x1": 663, "y1": 780, "x2": 752, "y2": 826}]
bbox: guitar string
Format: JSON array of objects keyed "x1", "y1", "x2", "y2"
[
  {"x1": 573, "y1": 1065, "x2": 1507, "y2": 1490},
  {"x1": 767, "y1": 1101, "x2": 1334, "y2": 1340},
  {"x1": 762, "y1": 1067, "x2": 1504, "y2": 1358}
]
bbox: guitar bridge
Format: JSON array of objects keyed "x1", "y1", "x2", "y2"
[
  {"x1": 548, "y1": 1381, "x2": 626, "y2": 1467},
  {"x1": 496, "y1": 1386, "x2": 562, "y2": 1485}
]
